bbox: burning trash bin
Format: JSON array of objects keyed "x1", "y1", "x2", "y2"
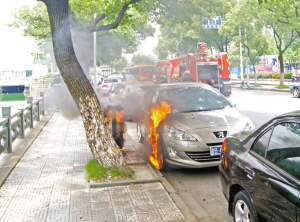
[{"x1": 104, "y1": 105, "x2": 126, "y2": 150}]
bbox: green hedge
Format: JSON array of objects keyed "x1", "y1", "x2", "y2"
[{"x1": 238, "y1": 72, "x2": 292, "y2": 79}]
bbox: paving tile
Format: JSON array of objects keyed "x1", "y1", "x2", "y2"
[{"x1": 0, "y1": 112, "x2": 188, "y2": 222}]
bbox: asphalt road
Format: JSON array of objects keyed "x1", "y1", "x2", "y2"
[{"x1": 161, "y1": 88, "x2": 300, "y2": 222}]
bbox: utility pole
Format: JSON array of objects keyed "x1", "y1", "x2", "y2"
[
  {"x1": 245, "y1": 29, "x2": 249, "y2": 82},
  {"x1": 238, "y1": 0, "x2": 243, "y2": 81}
]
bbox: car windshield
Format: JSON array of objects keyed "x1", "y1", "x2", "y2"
[
  {"x1": 158, "y1": 87, "x2": 231, "y2": 113},
  {"x1": 114, "y1": 84, "x2": 125, "y2": 94}
]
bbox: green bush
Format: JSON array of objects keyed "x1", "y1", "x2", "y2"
[
  {"x1": 84, "y1": 159, "x2": 133, "y2": 181},
  {"x1": 85, "y1": 159, "x2": 107, "y2": 180},
  {"x1": 237, "y1": 72, "x2": 293, "y2": 79},
  {"x1": 275, "y1": 84, "x2": 290, "y2": 89}
]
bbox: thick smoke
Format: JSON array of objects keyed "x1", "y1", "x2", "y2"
[{"x1": 46, "y1": 83, "x2": 80, "y2": 119}]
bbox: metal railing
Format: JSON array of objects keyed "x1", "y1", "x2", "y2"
[{"x1": 0, "y1": 92, "x2": 45, "y2": 155}]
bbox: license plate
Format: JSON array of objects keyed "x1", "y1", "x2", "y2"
[{"x1": 210, "y1": 146, "x2": 221, "y2": 156}]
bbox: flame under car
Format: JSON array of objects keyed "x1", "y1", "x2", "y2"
[{"x1": 137, "y1": 82, "x2": 255, "y2": 170}]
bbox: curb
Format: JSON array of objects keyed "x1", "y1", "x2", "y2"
[
  {"x1": 125, "y1": 132, "x2": 199, "y2": 222},
  {"x1": 90, "y1": 178, "x2": 160, "y2": 188},
  {"x1": 0, "y1": 113, "x2": 53, "y2": 188}
]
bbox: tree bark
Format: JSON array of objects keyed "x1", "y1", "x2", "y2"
[
  {"x1": 40, "y1": 0, "x2": 127, "y2": 169},
  {"x1": 278, "y1": 52, "x2": 284, "y2": 85}
]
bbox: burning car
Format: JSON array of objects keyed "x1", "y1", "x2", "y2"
[
  {"x1": 108, "y1": 81, "x2": 155, "y2": 121},
  {"x1": 137, "y1": 82, "x2": 255, "y2": 170}
]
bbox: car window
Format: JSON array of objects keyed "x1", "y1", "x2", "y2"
[
  {"x1": 252, "y1": 129, "x2": 272, "y2": 158},
  {"x1": 143, "y1": 89, "x2": 154, "y2": 109},
  {"x1": 114, "y1": 84, "x2": 125, "y2": 94},
  {"x1": 157, "y1": 87, "x2": 231, "y2": 113},
  {"x1": 267, "y1": 122, "x2": 300, "y2": 180},
  {"x1": 126, "y1": 84, "x2": 152, "y2": 94}
]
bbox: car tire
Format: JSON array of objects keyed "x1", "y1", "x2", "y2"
[
  {"x1": 293, "y1": 88, "x2": 300, "y2": 98},
  {"x1": 157, "y1": 137, "x2": 171, "y2": 172},
  {"x1": 233, "y1": 190, "x2": 258, "y2": 222},
  {"x1": 137, "y1": 123, "x2": 144, "y2": 143}
]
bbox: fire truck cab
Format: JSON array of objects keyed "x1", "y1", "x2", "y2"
[{"x1": 156, "y1": 42, "x2": 231, "y2": 97}]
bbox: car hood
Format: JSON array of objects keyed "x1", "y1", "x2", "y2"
[{"x1": 164, "y1": 107, "x2": 250, "y2": 132}]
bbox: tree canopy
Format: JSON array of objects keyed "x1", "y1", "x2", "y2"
[{"x1": 10, "y1": 1, "x2": 155, "y2": 71}]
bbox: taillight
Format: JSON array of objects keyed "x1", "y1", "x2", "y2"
[
  {"x1": 228, "y1": 85, "x2": 231, "y2": 90},
  {"x1": 220, "y1": 138, "x2": 227, "y2": 157},
  {"x1": 102, "y1": 84, "x2": 108, "y2": 88}
]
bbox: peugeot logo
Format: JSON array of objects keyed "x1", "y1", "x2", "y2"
[{"x1": 213, "y1": 131, "x2": 227, "y2": 138}]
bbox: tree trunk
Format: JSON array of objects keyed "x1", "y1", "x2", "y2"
[
  {"x1": 250, "y1": 59, "x2": 257, "y2": 84},
  {"x1": 278, "y1": 53, "x2": 284, "y2": 85},
  {"x1": 41, "y1": 0, "x2": 127, "y2": 170}
]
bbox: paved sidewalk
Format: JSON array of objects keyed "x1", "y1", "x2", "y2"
[{"x1": 0, "y1": 112, "x2": 188, "y2": 222}]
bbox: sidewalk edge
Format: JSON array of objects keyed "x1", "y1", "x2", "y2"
[{"x1": 0, "y1": 113, "x2": 53, "y2": 188}]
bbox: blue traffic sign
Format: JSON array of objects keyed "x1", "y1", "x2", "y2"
[{"x1": 202, "y1": 16, "x2": 222, "y2": 29}]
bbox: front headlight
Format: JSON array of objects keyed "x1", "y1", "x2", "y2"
[
  {"x1": 164, "y1": 125, "x2": 197, "y2": 141},
  {"x1": 243, "y1": 121, "x2": 255, "y2": 132}
]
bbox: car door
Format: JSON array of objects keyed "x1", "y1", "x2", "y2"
[
  {"x1": 139, "y1": 88, "x2": 155, "y2": 141},
  {"x1": 242, "y1": 121, "x2": 300, "y2": 222}
]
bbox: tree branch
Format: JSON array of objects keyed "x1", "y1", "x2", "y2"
[
  {"x1": 89, "y1": 14, "x2": 106, "y2": 29},
  {"x1": 88, "y1": 0, "x2": 142, "y2": 32},
  {"x1": 214, "y1": 39, "x2": 222, "y2": 52}
]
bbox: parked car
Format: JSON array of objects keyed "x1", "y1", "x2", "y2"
[
  {"x1": 108, "y1": 81, "x2": 155, "y2": 121},
  {"x1": 137, "y1": 82, "x2": 255, "y2": 170},
  {"x1": 291, "y1": 83, "x2": 300, "y2": 98},
  {"x1": 97, "y1": 78, "x2": 119, "y2": 96},
  {"x1": 108, "y1": 74, "x2": 124, "y2": 82},
  {"x1": 220, "y1": 110, "x2": 300, "y2": 222}
]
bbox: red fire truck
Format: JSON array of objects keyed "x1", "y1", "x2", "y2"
[
  {"x1": 156, "y1": 42, "x2": 231, "y2": 96},
  {"x1": 127, "y1": 65, "x2": 155, "y2": 81}
]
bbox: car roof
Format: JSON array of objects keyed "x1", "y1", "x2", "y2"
[
  {"x1": 154, "y1": 82, "x2": 208, "y2": 90},
  {"x1": 276, "y1": 110, "x2": 300, "y2": 118},
  {"x1": 117, "y1": 81, "x2": 155, "y2": 86}
]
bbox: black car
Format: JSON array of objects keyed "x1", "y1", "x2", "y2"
[
  {"x1": 291, "y1": 84, "x2": 300, "y2": 98},
  {"x1": 220, "y1": 110, "x2": 300, "y2": 222}
]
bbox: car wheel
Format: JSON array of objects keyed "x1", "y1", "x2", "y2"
[
  {"x1": 233, "y1": 190, "x2": 258, "y2": 222},
  {"x1": 157, "y1": 137, "x2": 171, "y2": 172},
  {"x1": 137, "y1": 123, "x2": 144, "y2": 143},
  {"x1": 293, "y1": 88, "x2": 300, "y2": 98}
]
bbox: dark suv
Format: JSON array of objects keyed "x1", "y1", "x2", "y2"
[{"x1": 220, "y1": 111, "x2": 300, "y2": 222}]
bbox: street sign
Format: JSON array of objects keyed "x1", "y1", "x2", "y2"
[{"x1": 202, "y1": 16, "x2": 222, "y2": 29}]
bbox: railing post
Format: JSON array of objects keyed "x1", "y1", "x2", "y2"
[
  {"x1": 27, "y1": 96, "x2": 34, "y2": 128},
  {"x1": 2, "y1": 106, "x2": 12, "y2": 153},
  {"x1": 40, "y1": 91, "x2": 45, "y2": 116},
  {"x1": 17, "y1": 108, "x2": 25, "y2": 139}
]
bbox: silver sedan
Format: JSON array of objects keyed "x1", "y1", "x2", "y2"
[{"x1": 137, "y1": 82, "x2": 255, "y2": 171}]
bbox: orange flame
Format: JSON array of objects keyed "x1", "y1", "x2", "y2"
[
  {"x1": 147, "y1": 101, "x2": 171, "y2": 169},
  {"x1": 105, "y1": 109, "x2": 124, "y2": 122}
]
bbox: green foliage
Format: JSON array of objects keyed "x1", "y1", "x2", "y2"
[
  {"x1": 238, "y1": 72, "x2": 293, "y2": 79},
  {"x1": 131, "y1": 54, "x2": 154, "y2": 66},
  {"x1": 154, "y1": 0, "x2": 236, "y2": 59},
  {"x1": 111, "y1": 57, "x2": 128, "y2": 71},
  {"x1": 10, "y1": 1, "x2": 155, "y2": 67},
  {"x1": 252, "y1": 84, "x2": 262, "y2": 87},
  {"x1": 85, "y1": 159, "x2": 108, "y2": 180},
  {"x1": 84, "y1": 159, "x2": 133, "y2": 181},
  {"x1": 275, "y1": 84, "x2": 290, "y2": 89},
  {"x1": 110, "y1": 167, "x2": 127, "y2": 178}
]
